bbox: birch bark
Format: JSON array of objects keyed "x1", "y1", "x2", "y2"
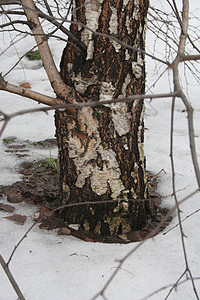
[{"x1": 55, "y1": 0, "x2": 151, "y2": 235}]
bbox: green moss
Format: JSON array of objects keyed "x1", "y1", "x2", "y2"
[
  {"x1": 32, "y1": 141, "x2": 44, "y2": 146},
  {"x1": 62, "y1": 183, "x2": 70, "y2": 204},
  {"x1": 83, "y1": 220, "x2": 90, "y2": 231},
  {"x1": 3, "y1": 138, "x2": 11, "y2": 144},
  {"x1": 102, "y1": 202, "x2": 132, "y2": 235},
  {"x1": 3, "y1": 137, "x2": 16, "y2": 144},
  {"x1": 26, "y1": 50, "x2": 41, "y2": 60},
  {"x1": 106, "y1": 215, "x2": 131, "y2": 235},
  {"x1": 94, "y1": 221, "x2": 101, "y2": 234},
  {"x1": 108, "y1": 216, "x2": 120, "y2": 235},
  {"x1": 39, "y1": 157, "x2": 58, "y2": 171}
]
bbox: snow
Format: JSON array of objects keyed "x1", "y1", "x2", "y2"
[{"x1": 0, "y1": 1, "x2": 200, "y2": 300}]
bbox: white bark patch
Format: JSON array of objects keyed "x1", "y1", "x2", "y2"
[
  {"x1": 125, "y1": 49, "x2": 130, "y2": 60},
  {"x1": 137, "y1": 104, "x2": 145, "y2": 145},
  {"x1": 68, "y1": 135, "x2": 82, "y2": 159},
  {"x1": 69, "y1": 135, "x2": 125, "y2": 197},
  {"x1": 137, "y1": 53, "x2": 144, "y2": 67},
  {"x1": 111, "y1": 103, "x2": 132, "y2": 135},
  {"x1": 87, "y1": 40, "x2": 94, "y2": 60},
  {"x1": 91, "y1": 146, "x2": 125, "y2": 198},
  {"x1": 125, "y1": 18, "x2": 131, "y2": 34},
  {"x1": 121, "y1": 74, "x2": 131, "y2": 96},
  {"x1": 109, "y1": 7, "x2": 121, "y2": 52},
  {"x1": 81, "y1": 0, "x2": 103, "y2": 60},
  {"x1": 78, "y1": 106, "x2": 99, "y2": 136},
  {"x1": 111, "y1": 40, "x2": 121, "y2": 52},
  {"x1": 68, "y1": 106, "x2": 125, "y2": 197},
  {"x1": 137, "y1": 104, "x2": 147, "y2": 194},
  {"x1": 123, "y1": 0, "x2": 129, "y2": 8},
  {"x1": 132, "y1": 62, "x2": 142, "y2": 79},
  {"x1": 100, "y1": 81, "x2": 132, "y2": 136},
  {"x1": 99, "y1": 81, "x2": 115, "y2": 102},
  {"x1": 67, "y1": 63, "x2": 73, "y2": 73},
  {"x1": 109, "y1": 7, "x2": 118, "y2": 35}
]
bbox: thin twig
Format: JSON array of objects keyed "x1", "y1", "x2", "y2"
[
  {"x1": 0, "y1": 255, "x2": 25, "y2": 300},
  {"x1": 165, "y1": 271, "x2": 187, "y2": 299},
  {"x1": 163, "y1": 208, "x2": 200, "y2": 235},
  {"x1": 170, "y1": 1, "x2": 200, "y2": 190},
  {"x1": 0, "y1": 91, "x2": 179, "y2": 137},
  {"x1": 7, "y1": 222, "x2": 37, "y2": 266},
  {"x1": 168, "y1": 2, "x2": 200, "y2": 297},
  {"x1": 0, "y1": 3, "x2": 170, "y2": 65},
  {"x1": 141, "y1": 277, "x2": 200, "y2": 300},
  {"x1": 169, "y1": 96, "x2": 199, "y2": 299},
  {"x1": 0, "y1": 91, "x2": 180, "y2": 117}
]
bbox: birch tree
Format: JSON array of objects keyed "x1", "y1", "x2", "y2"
[
  {"x1": 55, "y1": 0, "x2": 150, "y2": 237},
  {"x1": 0, "y1": 0, "x2": 163, "y2": 240}
]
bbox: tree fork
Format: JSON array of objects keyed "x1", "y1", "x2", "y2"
[{"x1": 55, "y1": 0, "x2": 153, "y2": 236}]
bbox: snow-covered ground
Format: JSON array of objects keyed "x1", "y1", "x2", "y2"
[{"x1": 0, "y1": 1, "x2": 200, "y2": 299}]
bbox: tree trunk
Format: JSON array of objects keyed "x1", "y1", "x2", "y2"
[{"x1": 55, "y1": 0, "x2": 151, "y2": 237}]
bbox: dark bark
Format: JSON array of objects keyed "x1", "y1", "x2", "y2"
[{"x1": 55, "y1": 0, "x2": 152, "y2": 236}]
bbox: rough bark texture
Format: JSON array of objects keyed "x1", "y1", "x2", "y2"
[{"x1": 55, "y1": 0, "x2": 151, "y2": 236}]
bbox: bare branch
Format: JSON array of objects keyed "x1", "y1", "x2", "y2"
[
  {"x1": 170, "y1": 0, "x2": 200, "y2": 189},
  {"x1": 169, "y1": 95, "x2": 199, "y2": 299},
  {"x1": 142, "y1": 277, "x2": 200, "y2": 300},
  {"x1": 0, "y1": 255, "x2": 25, "y2": 300},
  {"x1": 7, "y1": 222, "x2": 37, "y2": 266},
  {"x1": 165, "y1": 271, "x2": 187, "y2": 299},
  {"x1": 163, "y1": 208, "x2": 200, "y2": 235},
  {"x1": 167, "y1": 2, "x2": 200, "y2": 299},
  {"x1": 0, "y1": 109, "x2": 10, "y2": 136},
  {"x1": 0, "y1": 5, "x2": 170, "y2": 66},
  {"x1": 0, "y1": 74, "x2": 65, "y2": 106},
  {"x1": 43, "y1": 0, "x2": 53, "y2": 17},
  {"x1": 35, "y1": 7, "x2": 86, "y2": 53},
  {"x1": 178, "y1": 0, "x2": 189, "y2": 55},
  {"x1": 0, "y1": 0, "x2": 20, "y2": 4},
  {"x1": 187, "y1": 35, "x2": 200, "y2": 54},
  {"x1": 0, "y1": 91, "x2": 179, "y2": 137},
  {"x1": 0, "y1": 20, "x2": 33, "y2": 28},
  {"x1": 20, "y1": 0, "x2": 71, "y2": 99},
  {"x1": 0, "y1": 91, "x2": 180, "y2": 119},
  {"x1": 180, "y1": 55, "x2": 200, "y2": 62}
]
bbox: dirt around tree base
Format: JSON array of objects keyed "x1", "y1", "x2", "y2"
[{"x1": 0, "y1": 160, "x2": 172, "y2": 244}]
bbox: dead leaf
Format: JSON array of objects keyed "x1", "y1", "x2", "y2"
[
  {"x1": 57, "y1": 227, "x2": 71, "y2": 235},
  {"x1": 39, "y1": 217, "x2": 64, "y2": 230},
  {"x1": 19, "y1": 82, "x2": 31, "y2": 88},
  {"x1": 0, "y1": 203, "x2": 15, "y2": 212},
  {"x1": 85, "y1": 237, "x2": 95, "y2": 242},
  {"x1": 35, "y1": 207, "x2": 55, "y2": 222},
  {"x1": 3, "y1": 187, "x2": 23, "y2": 203},
  {"x1": 5, "y1": 214, "x2": 26, "y2": 225}
]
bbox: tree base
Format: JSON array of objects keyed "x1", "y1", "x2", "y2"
[
  {"x1": 56, "y1": 206, "x2": 172, "y2": 243},
  {"x1": 1, "y1": 154, "x2": 172, "y2": 244}
]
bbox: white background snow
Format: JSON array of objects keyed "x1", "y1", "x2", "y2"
[{"x1": 0, "y1": 1, "x2": 200, "y2": 299}]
